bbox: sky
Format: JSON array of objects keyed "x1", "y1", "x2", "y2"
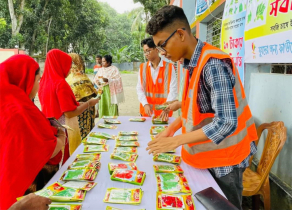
[{"x1": 98, "y1": 0, "x2": 143, "y2": 14}]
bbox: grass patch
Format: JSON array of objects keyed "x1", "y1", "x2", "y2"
[
  {"x1": 85, "y1": 68, "x2": 94, "y2": 74},
  {"x1": 120, "y1": 70, "x2": 135, "y2": 74}
]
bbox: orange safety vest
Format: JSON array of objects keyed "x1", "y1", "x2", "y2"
[
  {"x1": 181, "y1": 43, "x2": 258, "y2": 169},
  {"x1": 139, "y1": 61, "x2": 174, "y2": 117}
]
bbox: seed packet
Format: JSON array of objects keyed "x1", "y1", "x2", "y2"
[
  {"x1": 108, "y1": 162, "x2": 138, "y2": 175},
  {"x1": 89, "y1": 132, "x2": 115, "y2": 139},
  {"x1": 118, "y1": 131, "x2": 139, "y2": 136},
  {"x1": 156, "y1": 173, "x2": 191, "y2": 194},
  {"x1": 116, "y1": 141, "x2": 140, "y2": 147},
  {"x1": 150, "y1": 126, "x2": 168, "y2": 135},
  {"x1": 49, "y1": 204, "x2": 82, "y2": 210},
  {"x1": 82, "y1": 137, "x2": 107, "y2": 145},
  {"x1": 75, "y1": 153, "x2": 101, "y2": 161},
  {"x1": 152, "y1": 116, "x2": 168, "y2": 125},
  {"x1": 116, "y1": 136, "x2": 138, "y2": 141},
  {"x1": 34, "y1": 182, "x2": 66, "y2": 198},
  {"x1": 68, "y1": 159, "x2": 101, "y2": 170},
  {"x1": 153, "y1": 165, "x2": 184, "y2": 173},
  {"x1": 156, "y1": 192, "x2": 195, "y2": 210},
  {"x1": 156, "y1": 173, "x2": 188, "y2": 183},
  {"x1": 50, "y1": 188, "x2": 86, "y2": 202},
  {"x1": 103, "y1": 188, "x2": 143, "y2": 205},
  {"x1": 104, "y1": 119, "x2": 121, "y2": 124},
  {"x1": 114, "y1": 147, "x2": 137, "y2": 153},
  {"x1": 83, "y1": 145, "x2": 109, "y2": 153},
  {"x1": 60, "y1": 169, "x2": 97, "y2": 181},
  {"x1": 103, "y1": 116, "x2": 118, "y2": 119},
  {"x1": 62, "y1": 181, "x2": 97, "y2": 191},
  {"x1": 155, "y1": 104, "x2": 168, "y2": 110},
  {"x1": 98, "y1": 123, "x2": 117, "y2": 129},
  {"x1": 110, "y1": 152, "x2": 138, "y2": 162},
  {"x1": 153, "y1": 153, "x2": 181, "y2": 164},
  {"x1": 106, "y1": 206, "x2": 145, "y2": 210},
  {"x1": 111, "y1": 170, "x2": 146, "y2": 186},
  {"x1": 129, "y1": 118, "x2": 146, "y2": 122}
]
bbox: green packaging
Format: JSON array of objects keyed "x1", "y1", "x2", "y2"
[
  {"x1": 75, "y1": 153, "x2": 101, "y2": 161},
  {"x1": 153, "y1": 153, "x2": 181, "y2": 164},
  {"x1": 118, "y1": 131, "x2": 139, "y2": 136},
  {"x1": 88, "y1": 132, "x2": 115, "y2": 139},
  {"x1": 49, "y1": 204, "x2": 82, "y2": 210},
  {"x1": 150, "y1": 126, "x2": 168, "y2": 135},
  {"x1": 82, "y1": 137, "x2": 106, "y2": 145},
  {"x1": 98, "y1": 123, "x2": 117, "y2": 129},
  {"x1": 68, "y1": 159, "x2": 101, "y2": 170},
  {"x1": 110, "y1": 152, "x2": 138, "y2": 162},
  {"x1": 108, "y1": 162, "x2": 138, "y2": 175},
  {"x1": 103, "y1": 116, "x2": 118, "y2": 119},
  {"x1": 60, "y1": 169, "x2": 97, "y2": 181},
  {"x1": 103, "y1": 188, "x2": 143, "y2": 205},
  {"x1": 129, "y1": 118, "x2": 146, "y2": 122},
  {"x1": 156, "y1": 173, "x2": 191, "y2": 193},
  {"x1": 111, "y1": 169, "x2": 146, "y2": 186},
  {"x1": 116, "y1": 136, "x2": 138, "y2": 141},
  {"x1": 83, "y1": 145, "x2": 109, "y2": 153},
  {"x1": 114, "y1": 147, "x2": 137, "y2": 153},
  {"x1": 116, "y1": 141, "x2": 140, "y2": 147},
  {"x1": 152, "y1": 116, "x2": 168, "y2": 124},
  {"x1": 104, "y1": 119, "x2": 121, "y2": 124},
  {"x1": 153, "y1": 165, "x2": 184, "y2": 173},
  {"x1": 62, "y1": 181, "x2": 97, "y2": 191},
  {"x1": 106, "y1": 206, "x2": 145, "y2": 210},
  {"x1": 155, "y1": 104, "x2": 168, "y2": 110}
]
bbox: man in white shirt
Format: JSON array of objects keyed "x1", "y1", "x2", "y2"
[{"x1": 136, "y1": 37, "x2": 177, "y2": 120}]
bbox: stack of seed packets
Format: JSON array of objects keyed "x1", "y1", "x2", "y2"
[
  {"x1": 49, "y1": 204, "x2": 82, "y2": 210},
  {"x1": 150, "y1": 126, "x2": 168, "y2": 135},
  {"x1": 110, "y1": 152, "x2": 138, "y2": 162},
  {"x1": 83, "y1": 144, "x2": 109, "y2": 153},
  {"x1": 75, "y1": 153, "x2": 101, "y2": 161},
  {"x1": 103, "y1": 188, "x2": 143, "y2": 205},
  {"x1": 114, "y1": 147, "x2": 137, "y2": 153},
  {"x1": 106, "y1": 206, "x2": 145, "y2": 210},
  {"x1": 153, "y1": 165, "x2": 184, "y2": 173},
  {"x1": 111, "y1": 169, "x2": 146, "y2": 186},
  {"x1": 60, "y1": 181, "x2": 97, "y2": 191},
  {"x1": 88, "y1": 132, "x2": 115, "y2": 140},
  {"x1": 82, "y1": 136, "x2": 107, "y2": 145},
  {"x1": 116, "y1": 136, "x2": 138, "y2": 141},
  {"x1": 152, "y1": 116, "x2": 168, "y2": 125},
  {"x1": 119, "y1": 131, "x2": 138, "y2": 136},
  {"x1": 98, "y1": 123, "x2": 117, "y2": 129},
  {"x1": 129, "y1": 117, "x2": 146, "y2": 122},
  {"x1": 104, "y1": 119, "x2": 122, "y2": 124},
  {"x1": 156, "y1": 192, "x2": 195, "y2": 210},
  {"x1": 155, "y1": 104, "x2": 168, "y2": 110},
  {"x1": 156, "y1": 173, "x2": 191, "y2": 193},
  {"x1": 108, "y1": 162, "x2": 138, "y2": 175},
  {"x1": 103, "y1": 116, "x2": 118, "y2": 119},
  {"x1": 153, "y1": 153, "x2": 181, "y2": 164},
  {"x1": 60, "y1": 168, "x2": 98, "y2": 182},
  {"x1": 68, "y1": 159, "x2": 101, "y2": 171}
]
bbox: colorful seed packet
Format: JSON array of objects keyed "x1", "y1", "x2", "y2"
[
  {"x1": 153, "y1": 165, "x2": 184, "y2": 173},
  {"x1": 157, "y1": 180, "x2": 191, "y2": 193},
  {"x1": 118, "y1": 131, "x2": 139, "y2": 136},
  {"x1": 155, "y1": 104, "x2": 168, "y2": 110},
  {"x1": 98, "y1": 123, "x2": 117, "y2": 129},
  {"x1": 110, "y1": 152, "x2": 138, "y2": 162},
  {"x1": 156, "y1": 173, "x2": 188, "y2": 183},
  {"x1": 83, "y1": 145, "x2": 109, "y2": 153},
  {"x1": 62, "y1": 181, "x2": 97, "y2": 191},
  {"x1": 150, "y1": 126, "x2": 168, "y2": 135},
  {"x1": 50, "y1": 188, "x2": 86, "y2": 202},
  {"x1": 116, "y1": 141, "x2": 140, "y2": 147},
  {"x1": 106, "y1": 206, "x2": 145, "y2": 210},
  {"x1": 153, "y1": 153, "x2": 181, "y2": 164},
  {"x1": 152, "y1": 116, "x2": 168, "y2": 125},
  {"x1": 82, "y1": 137, "x2": 107, "y2": 145},
  {"x1": 108, "y1": 162, "x2": 138, "y2": 175},
  {"x1": 103, "y1": 188, "x2": 143, "y2": 205},
  {"x1": 114, "y1": 147, "x2": 137, "y2": 153},
  {"x1": 75, "y1": 153, "x2": 101, "y2": 161},
  {"x1": 89, "y1": 132, "x2": 115, "y2": 139},
  {"x1": 104, "y1": 119, "x2": 122, "y2": 124},
  {"x1": 129, "y1": 118, "x2": 146, "y2": 122},
  {"x1": 111, "y1": 169, "x2": 146, "y2": 186},
  {"x1": 48, "y1": 204, "x2": 82, "y2": 210},
  {"x1": 34, "y1": 182, "x2": 65, "y2": 198},
  {"x1": 60, "y1": 169, "x2": 97, "y2": 181},
  {"x1": 68, "y1": 159, "x2": 101, "y2": 170},
  {"x1": 103, "y1": 116, "x2": 118, "y2": 119},
  {"x1": 116, "y1": 136, "x2": 138, "y2": 141},
  {"x1": 156, "y1": 192, "x2": 195, "y2": 210}
]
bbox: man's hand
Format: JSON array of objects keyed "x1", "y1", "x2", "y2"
[
  {"x1": 159, "y1": 110, "x2": 169, "y2": 122},
  {"x1": 9, "y1": 194, "x2": 51, "y2": 210},
  {"x1": 146, "y1": 136, "x2": 179, "y2": 155},
  {"x1": 167, "y1": 101, "x2": 182, "y2": 112},
  {"x1": 88, "y1": 98, "x2": 100, "y2": 107},
  {"x1": 155, "y1": 127, "x2": 175, "y2": 138},
  {"x1": 144, "y1": 104, "x2": 152, "y2": 116}
]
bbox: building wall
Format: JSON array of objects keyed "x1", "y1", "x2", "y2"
[{"x1": 182, "y1": 0, "x2": 197, "y2": 24}]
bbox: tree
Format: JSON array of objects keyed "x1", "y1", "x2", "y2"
[
  {"x1": 8, "y1": 0, "x2": 25, "y2": 36},
  {"x1": 133, "y1": 0, "x2": 170, "y2": 15}
]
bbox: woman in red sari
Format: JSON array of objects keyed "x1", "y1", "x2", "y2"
[
  {"x1": 38, "y1": 49, "x2": 99, "y2": 159},
  {"x1": 0, "y1": 55, "x2": 66, "y2": 210}
]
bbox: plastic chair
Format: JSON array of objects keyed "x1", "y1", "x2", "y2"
[{"x1": 242, "y1": 121, "x2": 287, "y2": 210}]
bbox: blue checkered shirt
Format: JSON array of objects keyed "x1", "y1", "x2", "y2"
[{"x1": 183, "y1": 39, "x2": 257, "y2": 178}]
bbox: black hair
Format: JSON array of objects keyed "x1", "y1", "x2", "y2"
[
  {"x1": 35, "y1": 68, "x2": 40, "y2": 75},
  {"x1": 141, "y1": 37, "x2": 156, "y2": 48},
  {"x1": 96, "y1": 55, "x2": 102, "y2": 59},
  {"x1": 103, "y1": 55, "x2": 112, "y2": 65},
  {"x1": 146, "y1": 5, "x2": 190, "y2": 35}
]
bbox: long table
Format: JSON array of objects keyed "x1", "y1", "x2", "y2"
[{"x1": 46, "y1": 116, "x2": 225, "y2": 209}]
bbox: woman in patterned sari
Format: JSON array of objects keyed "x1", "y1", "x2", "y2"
[
  {"x1": 66, "y1": 53, "x2": 98, "y2": 139},
  {"x1": 93, "y1": 55, "x2": 125, "y2": 118}
]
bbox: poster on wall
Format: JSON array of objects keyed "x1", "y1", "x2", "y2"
[
  {"x1": 244, "y1": 0, "x2": 292, "y2": 63},
  {"x1": 220, "y1": 0, "x2": 247, "y2": 84},
  {"x1": 196, "y1": 0, "x2": 209, "y2": 16}
]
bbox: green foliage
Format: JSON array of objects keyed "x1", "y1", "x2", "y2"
[
  {"x1": 85, "y1": 68, "x2": 94, "y2": 74},
  {"x1": 133, "y1": 0, "x2": 170, "y2": 15},
  {"x1": 120, "y1": 70, "x2": 135, "y2": 74},
  {"x1": 256, "y1": 3, "x2": 265, "y2": 20}
]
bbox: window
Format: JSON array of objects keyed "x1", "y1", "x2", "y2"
[
  {"x1": 271, "y1": 64, "x2": 292, "y2": 74},
  {"x1": 206, "y1": 12, "x2": 223, "y2": 49}
]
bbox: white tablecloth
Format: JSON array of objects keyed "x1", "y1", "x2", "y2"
[{"x1": 46, "y1": 116, "x2": 225, "y2": 209}]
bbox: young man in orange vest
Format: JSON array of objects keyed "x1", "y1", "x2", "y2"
[
  {"x1": 146, "y1": 6, "x2": 257, "y2": 209},
  {"x1": 136, "y1": 37, "x2": 178, "y2": 120}
]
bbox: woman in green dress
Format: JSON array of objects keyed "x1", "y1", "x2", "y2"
[{"x1": 93, "y1": 55, "x2": 124, "y2": 118}]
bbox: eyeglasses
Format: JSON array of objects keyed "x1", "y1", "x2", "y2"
[
  {"x1": 143, "y1": 49, "x2": 155, "y2": 55},
  {"x1": 156, "y1": 28, "x2": 186, "y2": 53}
]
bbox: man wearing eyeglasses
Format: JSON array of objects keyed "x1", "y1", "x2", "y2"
[
  {"x1": 146, "y1": 5, "x2": 258, "y2": 210},
  {"x1": 136, "y1": 37, "x2": 177, "y2": 120}
]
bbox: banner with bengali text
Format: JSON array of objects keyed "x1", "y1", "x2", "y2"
[
  {"x1": 244, "y1": 0, "x2": 292, "y2": 63},
  {"x1": 221, "y1": 0, "x2": 246, "y2": 84}
]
